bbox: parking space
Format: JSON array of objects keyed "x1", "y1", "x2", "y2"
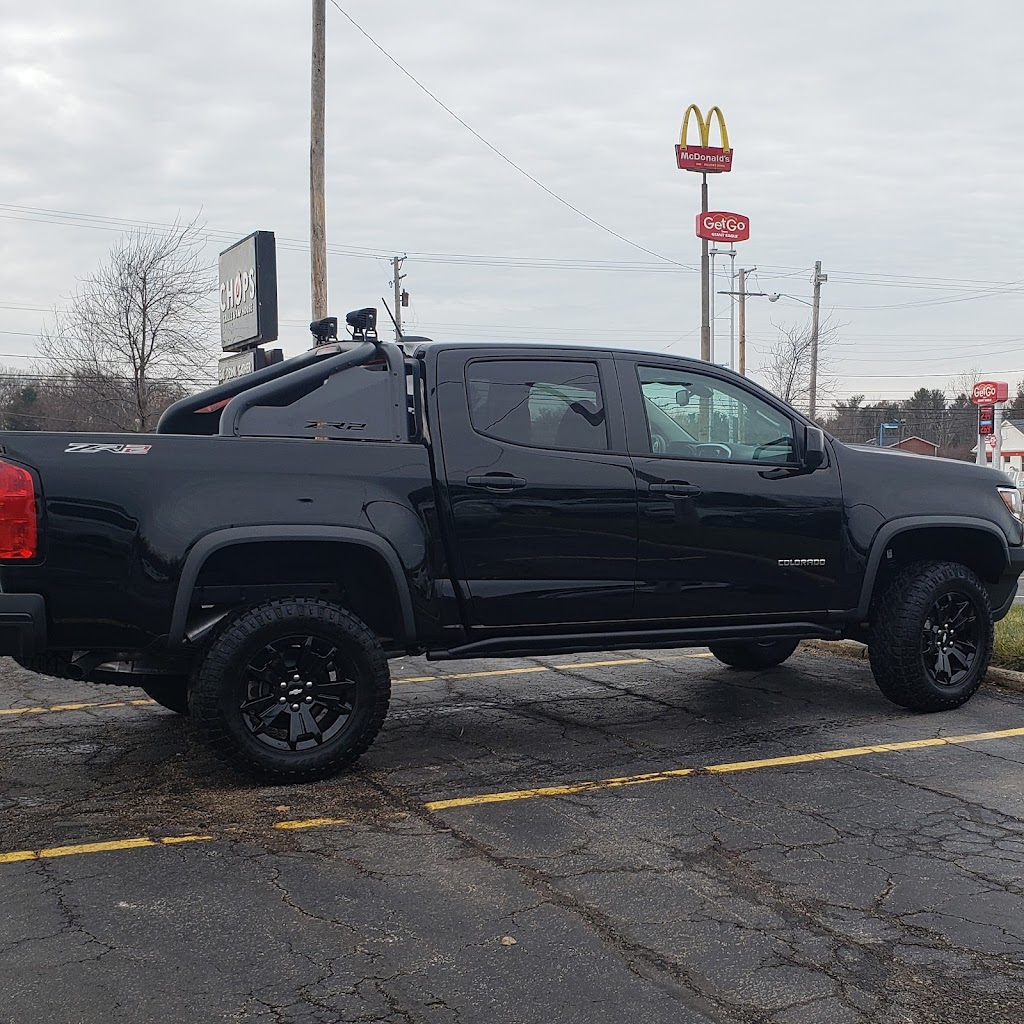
[{"x1": 3, "y1": 649, "x2": 1024, "y2": 1023}]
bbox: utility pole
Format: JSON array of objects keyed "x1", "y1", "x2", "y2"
[
  {"x1": 809, "y1": 260, "x2": 827, "y2": 420},
  {"x1": 718, "y1": 267, "x2": 768, "y2": 377},
  {"x1": 391, "y1": 256, "x2": 406, "y2": 340},
  {"x1": 737, "y1": 268, "x2": 747, "y2": 376},
  {"x1": 310, "y1": 0, "x2": 328, "y2": 320},
  {"x1": 700, "y1": 174, "x2": 710, "y2": 361}
]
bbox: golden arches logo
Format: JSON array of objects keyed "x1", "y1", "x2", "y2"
[
  {"x1": 675, "y1": 104, "x2": 733, "y2": 173},
  {"x1": 678, "y1": 104, "x2": 730, "y2": 152}
]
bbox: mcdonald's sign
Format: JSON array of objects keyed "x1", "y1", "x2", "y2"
[{"x1": 675, "y1": 104, "x2": 732, "y2": 173}]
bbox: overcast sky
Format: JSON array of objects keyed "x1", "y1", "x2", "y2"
[{"x1": 2, "y1": 0, "x2": 1023, "y2": 404}]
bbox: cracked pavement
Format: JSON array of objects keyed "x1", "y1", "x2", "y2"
[{"x1": 2, "y1": 648, "x2": 1024, "y2": 1023}]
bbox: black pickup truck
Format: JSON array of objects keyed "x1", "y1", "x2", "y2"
[{"x1": 1, "y1": 310, "x2": 1021, "y2": 781}]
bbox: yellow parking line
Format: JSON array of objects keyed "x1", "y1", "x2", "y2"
[
  {"x1": 560, "y1": 658, "x2": 649, "y2": 670},
  {"x1": 425, "y1": 725, "x2": 1024, "y2": 811},
  {"x1": 273, "y1": 817, "x2": 350, "y2": 830},
  {"x1": 0, "y1": 834, "x2": 213, "y2": 865},
  {"x1": 0, "y1": 699, "x2": 154, "y2": 717},
  {"x1": 0, "y1": 655, "x2": 716, "y2": 714},
  {"x1": 392, "y1": 651, "x2": 712, "y2": 685}
]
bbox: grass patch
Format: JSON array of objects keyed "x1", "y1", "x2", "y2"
[{"x1": 994, "y1": 605, "x2": 1024, "y2": 671}]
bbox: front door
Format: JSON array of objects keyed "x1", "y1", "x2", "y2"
[
  {"x1": 619, "y1": 357, "x2": 846, "y2": 623},
  {"x1": 435, "y1": 352, "x2": 637, "y2": 629}
]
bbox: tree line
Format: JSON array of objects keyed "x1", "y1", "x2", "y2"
[
  {"x1": 1, "y1": 219, "x2": 215, "y2": 434},
  {"x1": 2, "y1": 219, "x2": 1014, "y2": 460}
]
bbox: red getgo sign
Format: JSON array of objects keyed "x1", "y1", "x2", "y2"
[
  {"x1": 972, "y1": 381, "x2": 1009, "y2": 405},
  {"x1": 695, "y1": 212, "x2": 750, "y2": 243}
]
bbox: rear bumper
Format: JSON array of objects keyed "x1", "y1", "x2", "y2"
[
  {"x1": 0, "y1": 593, "x2": 46, "y2": 658},
  {"x1": 990, "y1": 546, "x2": 1024, "y2": 621}
]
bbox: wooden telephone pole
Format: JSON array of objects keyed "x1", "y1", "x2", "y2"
[
  {"x1": 718, "y1": 267, "x2": 769, "y2": 377},
  {"x1": 310, "y1": 0, "x2": 328, "y2": 320}
]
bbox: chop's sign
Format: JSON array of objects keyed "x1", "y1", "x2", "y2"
[
  {"x1": 218, "y1": 231, "x2": 279, "y2": 352},
  {"x1": 695, "y1": 211, "x2": 750, "y2": 242},
  {"x1": 972, "y1": 380, "x2": 1009, "y2": 405}
]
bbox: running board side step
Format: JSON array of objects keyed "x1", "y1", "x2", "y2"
[{"x1": 425, "y1": 623, "x2": 842, "y2": 662}]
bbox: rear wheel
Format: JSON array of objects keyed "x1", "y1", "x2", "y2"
[
  {"x1": 708, "y1": 639, "x2": 799, "y2": 670},
  {"x1": 868, "y1": 560, "x2": 992, "y2": 712},
  {"x1": 188, "y1": 598, "x2": 391, "y2": 783}
]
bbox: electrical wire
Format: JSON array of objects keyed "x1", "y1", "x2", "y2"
[{"x1": 324, "y1": 0, "x2": 690, "y2": 269}]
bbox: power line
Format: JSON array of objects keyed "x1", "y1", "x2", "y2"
[{"x1": 324, "y1": 0, "x2": 689, "y2": 269}]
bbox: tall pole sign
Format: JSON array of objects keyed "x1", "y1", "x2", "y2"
[
  {"x1": 972, "y1": 380, "x2": 1008, "y2": 467},
  {"x1": 218, "y1": 231, "x2": 282, "y2": 383},
  {"x1": 675, "y1": 105, "x2": 732, "y2": 363}
]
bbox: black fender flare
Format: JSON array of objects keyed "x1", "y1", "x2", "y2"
[
  {"x1": 854, "y1": 515, "x2": 1010, "y2": 619},
  {"x1": 168, "y1": 526, "x2": 417, "y2": 646}
]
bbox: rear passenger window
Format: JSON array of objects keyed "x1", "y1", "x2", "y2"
[{"x1": 466, "y1": 360, "x2": 608, "y2": 451}]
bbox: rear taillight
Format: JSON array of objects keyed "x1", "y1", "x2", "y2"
[{"x1": 0, "y1": 460, "x2": 37, "y2": 560}]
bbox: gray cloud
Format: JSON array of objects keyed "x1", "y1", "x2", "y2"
[{"x1": 1, "y1": 0, "x2": 1022, "y2": 400}]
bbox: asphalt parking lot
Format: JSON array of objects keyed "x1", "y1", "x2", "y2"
[{"x1": 2, "y1": 648, "x2": 1024, "y2": 1024}]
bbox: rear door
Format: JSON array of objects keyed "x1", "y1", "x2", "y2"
[{"x1": 434, "y1": 350, "x2": 638, "y2": 629}]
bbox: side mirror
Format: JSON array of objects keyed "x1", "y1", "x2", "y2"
[{"x1": 803, "y1": 426, "x2": 826, "y2": 471}]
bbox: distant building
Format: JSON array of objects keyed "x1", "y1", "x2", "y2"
[
  {"x1": 887, "y1": 436, "x2": 939, "y2": 457},
  {"x1": 862, "y1": 435, "x2": 941, "y2": 456},
  {"x1": 970, "y1": 419, "x2": 1024, "y2": 471}
]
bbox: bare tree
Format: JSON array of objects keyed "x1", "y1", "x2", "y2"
[
  {"x1": 756, "y1": 315, "x2": 842, "y2": 416},
  {"x1": 40, "y1": 218, "x2": 215, "y2": 431}
]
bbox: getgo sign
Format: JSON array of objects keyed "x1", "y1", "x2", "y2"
[
  {"x1": 695, "y1": 211, "x2": 750, "y2": 243},
  {"x1": 971, "y1": 381, "x2": 1009, "y2": 405}
]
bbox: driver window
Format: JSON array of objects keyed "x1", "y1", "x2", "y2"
[{"x1": 637, "y1": 365, "x2": 797, "y2": 464}]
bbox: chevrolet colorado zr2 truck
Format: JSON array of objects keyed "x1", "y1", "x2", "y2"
[{"x1": 0, "y1": 309, "x2": 1020, "y2": 782}]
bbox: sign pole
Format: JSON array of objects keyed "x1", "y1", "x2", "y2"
[
  {"x1": 700, "y1": 174, "x2": 710, "y2": 361},
  {"x1": 310, "y1": 0, "x2": 328, "y2": 320},
  {"x1": 995, "y1": 401, "x2": 1004, "y2": 467}
]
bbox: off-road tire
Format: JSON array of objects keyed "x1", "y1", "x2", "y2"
[
  {"x1": 140, "y1": 676, "x2": 190, "y2": 715},
  {"x1": 708, "y1": 639, "x2": 799, "y2": 670},
  {"x1": 868, "y1": 560, "x2": 992, "y2": 712},
  {"x1": 188, "y1": 598, "x2": 391, "y2": 783}
]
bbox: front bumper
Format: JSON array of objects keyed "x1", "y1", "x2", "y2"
[
  {"x1": 0, "y1": 593, "x2": 46, "y2": 658},
  {"x1": 990, "y1": 546, "x2": 1024, "y2": 621}
]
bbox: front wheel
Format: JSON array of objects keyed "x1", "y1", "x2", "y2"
[
  {"x1": 708, "y1": 639, "x2": 799, "y2": 670},
  {"x1": 188, "y1": 598, "x2": 391, "y2": 783},
  {"x1": 868, "y1": 560, "x2": 992, "y2": 712}
]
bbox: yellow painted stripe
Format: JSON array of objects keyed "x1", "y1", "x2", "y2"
[
  {"x1": 449, "y1": 665, "x2": 549, "y2": 680},
  {"x1": 560, "y1": 658, "x2": 649, "y2": 670},
  {"x1": 0, "y1": 698, "x2": 154, "y2": 717},
  {"x1": 427, "y1": 768, "x2": 698, "y2": 810},
  {"x1": 0, "y1": 655, "x2": 714, "y2": 710},
  {"x1": 392, "y1": 652, "x2": 712, "y2": 684},
  {"x1": 272, "y1": 817, "x2": 350, "y2": 830},
  {"x1": 0, "y1": 834, "x2": 214, "y2": 864},
  {"x1": 425, "y1": 725, "x2": 1024, "y2": 811}
]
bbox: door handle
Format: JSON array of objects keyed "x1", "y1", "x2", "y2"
[
  {"x1": 466, "y1": 474, "x2": 528, "y2": 490},
  {"x1": 648, "y1": 482, "x2": 702, "y2": 496}
]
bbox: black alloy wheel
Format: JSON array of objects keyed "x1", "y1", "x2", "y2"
[
  {"x1": 240, "y1": 635, "x2": 357, "y2": 751},
  {"x1": 921, "y1": 591, "x2": 982, "y2": 688}
]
